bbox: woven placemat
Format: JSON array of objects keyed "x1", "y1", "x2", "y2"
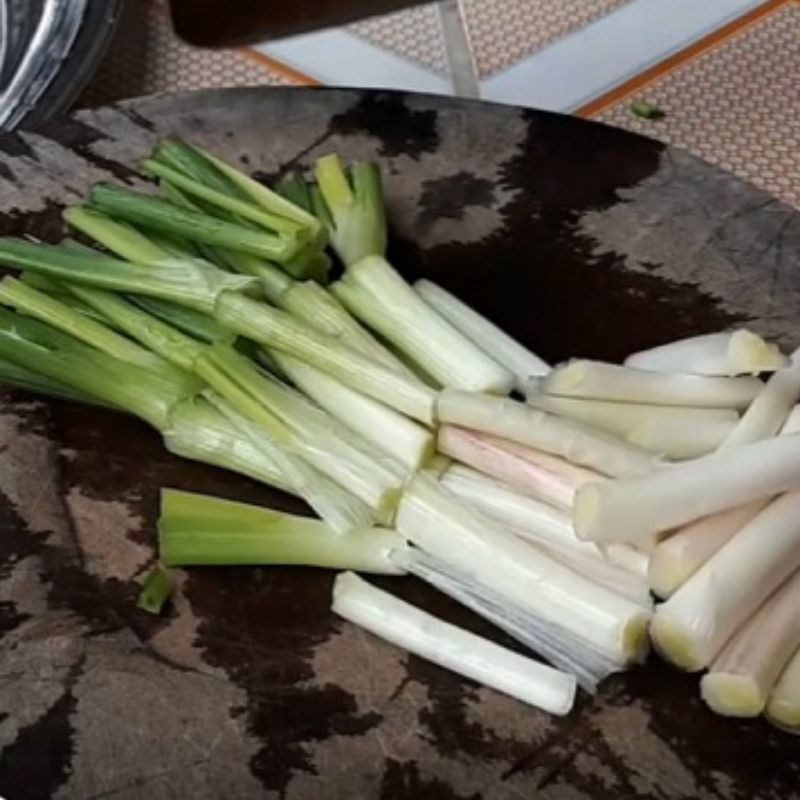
[{"x1": 596, "y1": 2, "x2": 800, "y2": 210}]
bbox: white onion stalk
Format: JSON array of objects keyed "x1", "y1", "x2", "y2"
[
  {"x1": 438, "y1": 425, "x2": 597, "y2": 509},
  {"x1": 543, "y1": 360, "x2": 762, "y2": 409},
  {"x1": 626, "y1": 414, "x2": 736, "y2": 459},
  {"x1": 624, "y1": 330, "x2": 787, "y2": 376},
  {"x1": 396, "y1": 475, "x2": 651, "y2": 665},
  {"x1": 719, "y1": 348, "x2": 800, "y2": 449},
  {"x1": 438, "y1": 390, "x2": 654, "y2": 478},
  {"x1": 425, "y1": 453, "x2": 452, "y2": 477},
  {"x1": 273, "y1": 352, "x2": 434, "y2": 471},
  {"x1": 766, "y1": 645, "x2": 800, "y2": 733},
  {"x1": 780, "y1": 404, "x2": 800, "y2": 434},
  {"x1": 528, "y1": 393, "x2": 738, "y2": 444},
  {"x1": 535, "y1": 539, "x2": 653, "y2": 608},
  {"x1": 332, "y1": 571, "x2": 576, "y2": 715},
  {"x1": 646, "y1": 413, "x2": 800, "y2": 596},
  {"x1": 397, "y1": 548, "x2": 615, "y2": 691},
  {"x1": 333, "y1": 257, "x2": 514, "y2": 393},
  {"x1": 439, "y1": 464, "x2": 597, "y2": 553},
  {"x1": 414, "y1": 279, "x2": 549, "y2": 390},
  {"x1": 648, "y1": 501, "x2": 765, "y2": 599},
  {"x1": 196, "y1": 350, "x2": 404, "y2": 522},
  {"x1": 700, "y1": 569, "x2": 800, "y2": 717},
  {"x1": 439, "y1": 465, "x2": 650, "y2": 595},
  {"x1": 574, "y1": 434, "x2": 800, "y2": 544},
  {"x1": 278, "y1": 279, "x2": 414, "y2": 377},
  {"x1": 604, "y1": 545, "x2": 651, "y2": 577},
  {"x1": 650, "y1": 491, "x2": 800, "y2": 670}
]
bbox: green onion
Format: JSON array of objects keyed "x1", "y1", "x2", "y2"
[
  {"x1": 700, "y1": 569, "x2": 800, "y2": 717},
  {"x1": 648, "y1": 502, "x2": 765, "y2": 599},
  {"x1": 0, "y1": 277, "x2": 160, "y2": 367},
  {"x1": 625, "y1": 330, "x2": 787, "y2": 376},
  {"x1": 156, "y1": 181, "x2": 241, "y2": 268},
  {"x1": 574, "y1": 434, "x2": 800, "y2": 545},
  {"x1": 142, "y1": 159, "x2": 308, "y2": 239},
  {"x1": 163, "y1": 398, "x2": 293, "y2": 493},
  {"x1": 543, "y1": 359, "x2": 763, "y2": 409},
  {"x1": 89, "y1": 184, "x2": 301, "y2": 264},
  {"x1": 195, "y1": 144, "x2": 323, "y2": 238},
  {"x1": 63, "y1": 284, "x2": 207, "y2": 373},
  {"x1": 719, "y1": 348, "x2": 800, "y2": 449},
  {"x1": 277, "y1": 279, "x2": 413, "y2": 375},
  {"x1": 767, "y1": 645, "x2": 800, "y2": 732},
  {"x1": 153, "y1": 139, "x2": 248, "y2": 200},
  {"x1": 438, "y1": 389, "x2": 654, "y2": 478},
  {"x1": 274, "y1": 352, "x2": 434, "y2": 471},
  {"x1": 159, "y1": 489, "x2": 406, "y2": 573},
  {"x1": 437, "y1": 425, "x2": 596, "y2": 509},
  {"x1": 334, "y1": 259, "x2": 515, "y2": 393},
  {"x1": 154, "y1": 168, "x2": 329, "y2": 285},
  {"x1": 136, "y1": 566, "x2": 174, "y2": 614},
  {"x1": 0, "y1": 311, "x2": 191, "y2": 430},
  {"x1": 276, "y1": 172, "x2": 313, "y2": 213},
  {"x1": 217, "y1": 251, "x2": 292, "y2": 303},
  {"x1": 64, "y1": 206, "x2": 172, "y2": 264},
  {"x1": 204, "y1": 391, "x2": 373, "y2": 534},
  {"x1": 416, "y1": 279, "x2": 550, "y2": 391},
  {"x1": 0, "y1": 355, "x2": 106, "y2": 406},
  {"x1": 149, "y1": 144, "x2": 330, "y2": 283},
  {"x1": 198, "y1": 346, "x2": 404, "y2": 520},
  {"x1": 127, "y1": 296, "x2": 234, "y2": 345},
  {"x1": 280, "y1": 246, "x2": 332, "y2": 285},
  {"x1": 0, "y1": 277, "x2": 200, "y2": 394},
  {"x1": 314, "y1": 155, "x2": 386, "y2": 266},
  {"x1": 18, "y1": 272, "x2": 128, "y2": 333},
  {"x1": 0, "y1": 238, "x2": 258, "y2": 313},
  {"x1": 214, "y1": 292, "x2": 436, "y2": 424}
]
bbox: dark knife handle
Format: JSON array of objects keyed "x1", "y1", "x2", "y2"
[{"x1": 167, "y1": 0, "x2": 430, "y2": 47}]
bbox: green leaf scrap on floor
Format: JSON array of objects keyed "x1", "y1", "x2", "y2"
[
  {"x1": 630, "y1": 101, "x2": 667, "y2": 120},
  {"x1": 136, "y1": 565, "x2": 174, "y2": 615}
]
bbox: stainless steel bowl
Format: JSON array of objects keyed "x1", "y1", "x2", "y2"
[{"x1": 0, "y1": 0, "x2": 123, "y2": 130}]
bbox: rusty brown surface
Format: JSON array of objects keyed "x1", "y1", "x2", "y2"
[{"x1": 1, "y1": 88, "x2": 799, "y2": 799}]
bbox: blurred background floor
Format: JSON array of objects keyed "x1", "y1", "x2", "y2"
[{"x1": 79, "y1": 0, "x2": 799, "y2": 209}]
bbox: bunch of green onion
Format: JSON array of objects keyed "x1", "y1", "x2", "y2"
[{"x1": 2, "y1": 137, "x2": 800, "y2": 728}]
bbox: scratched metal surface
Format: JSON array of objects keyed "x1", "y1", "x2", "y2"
[{"x1": 0, "y1": 88, "x2": 799, "y2": 800}]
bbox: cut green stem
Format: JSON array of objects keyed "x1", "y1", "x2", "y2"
[
  {"x1": 136, "y1": 566, "x2": 174, "y2": 615},
  {"x1": 0, "y1": 238, "x2": 258, "y2": 314},
  {"x1": 159, "y1": 489, "x2": 406, "y2": 573},
  {"x1": 314, "y1": 155, "x2": 386, "y2": 265},
  {"x1": 0, "y1": 310, "x2": 193, "y2": 430},
  {"x1": 90, "y1": 183, "x2": 301, "y2": 264}
]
